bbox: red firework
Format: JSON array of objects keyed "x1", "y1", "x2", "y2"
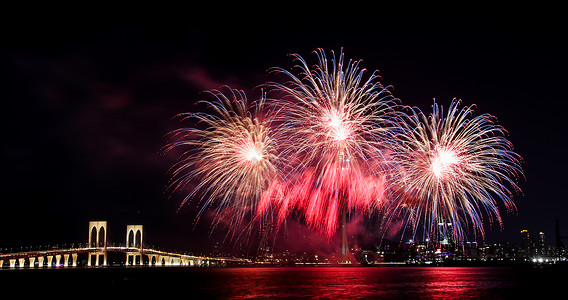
[{"x1": 256, "y1": 49, "x2": 398, "y2": 238}]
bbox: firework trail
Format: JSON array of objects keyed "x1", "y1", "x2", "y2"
[
  {"x1": 257, "y1": 49, "x2": 399, "y2": 238},
  {"x1": 165, "y1": 87, "x2": 278, "y2": 229},
  {"x1": 389, "y1": 100, "x2": 523, "y2": 242}
]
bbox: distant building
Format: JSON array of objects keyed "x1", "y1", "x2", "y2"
[
  {"x1": 538, "y1": 232, "x2": 546, "y2": 254},
  {"x1": 520, "y1": 229, "x2": 532, "y2": 259},
  {"x1": 438, "y1": 222, "x2": 454, "y2": 245}
]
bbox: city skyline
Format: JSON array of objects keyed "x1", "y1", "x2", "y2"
[
  {"x1": 1, "y1": 219, "x2": 565, "y2": 269},
  {"x1": 1, "y1": 9, "x2": 567, "y2": 253}
]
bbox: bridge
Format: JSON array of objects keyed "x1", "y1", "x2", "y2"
[{"x1": 0, "y1": 221, "x2": 250, "y2": 268}]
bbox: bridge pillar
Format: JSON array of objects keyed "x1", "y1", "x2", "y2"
[
  {"x1": 148, "y1": 255, "x2": 158, "y2": 266},
  {"x1": 88, "y1": 221, "x2": 108, "y2": 267},
  {"x1": 47, "y1": 256, "x2": 53, "y2": 267},
  {"x1": 89, "y1": 221, "x2": 107, "y2": 248},
  {"x1": 18, "y1": 258, "x2": 25, "y2": 268},
  {"x1": 72, "y1": 253, "x2": 77, "y2": 267},
  {"x1": 126, "y1": 225, "x2": 143, "y2": 249},
  {"x1": 88, "y1": 253, "x2": 106, "y2": 266},
  {"x1": 9, "y1": 259, "x2": 16, "y2": 268},
  {"x1": 38, "y1": 256, "x2": 44, "y2": 267},
  {"x1": 29, "y1": 257, "x2": 36, "y2": 268},
  {"x1": 126, "y1": 253, "x2": 143, "y2": 266},
  {"x1": 63, "y1": 254, "x2": 69, "y2": 267}
]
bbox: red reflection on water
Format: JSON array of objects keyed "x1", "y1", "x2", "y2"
[
  {"x1": 204, "y1": 267, "x2": 519, "y2": 299},
  {"x1": 420, "y1": 267, "x2": 493, "y2": 298}
]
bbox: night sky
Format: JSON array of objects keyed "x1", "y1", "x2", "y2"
[{"x1": 1, "y1": 6, "x2": 567, "y2": 253}]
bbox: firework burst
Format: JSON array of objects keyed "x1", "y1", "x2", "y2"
[
  {"x1": 389, "y1": 99, "x2": 523, "y2": 242},
  {"x1": 257, "y1": 49, "x2": 399, "y2": 237},
  {"x1": 165, "y1": 87, "x2": 278, "y2": 228},
  {"x1": 164, "y1": 49, "x2": 524, "y2": 247}
]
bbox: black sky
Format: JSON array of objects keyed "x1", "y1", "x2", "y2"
[{"x1": 1, "y1": 6, "x2": 567, "y2": 253}]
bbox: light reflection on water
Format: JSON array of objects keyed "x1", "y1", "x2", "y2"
[
  {"x1": 200, "y1": 267, "x2": 561, "y2": 299},
  {"x1": 1, "y1": 266, "x2": 563, "y2": 298}
]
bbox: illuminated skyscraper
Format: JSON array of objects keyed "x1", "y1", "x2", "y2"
[
  {"x1": 438, "y1": 222, "x2": 453, "y2": 245},
  {"x1": 538, "y1": 232, "x2": 546, "y2": 255},
  {"x1": 521, "y1": 229, "x2": 532, "y2": 258}
]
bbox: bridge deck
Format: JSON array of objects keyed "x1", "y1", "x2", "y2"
[{"x1": 0, "y1": 247, "x2": 249, "y2": 263}]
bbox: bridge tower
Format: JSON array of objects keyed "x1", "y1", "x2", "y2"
[
  {"x1": 126, "y1": 225, "x2": 143, "y2": 266},
  {"x1": 88, "y1": 221, "x2": 107, "y2": 266}
]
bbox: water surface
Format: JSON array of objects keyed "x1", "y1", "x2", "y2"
[{"x1": 2, "y1": 266, "x2": 562, "y2": 298}]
